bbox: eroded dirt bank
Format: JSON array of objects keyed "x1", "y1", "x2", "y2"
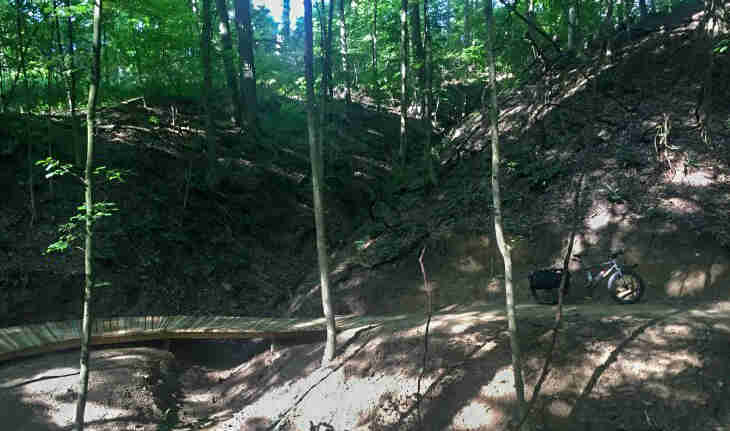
[{"x1": 1, "y1": 301, "x2": 728, "y2": 431}]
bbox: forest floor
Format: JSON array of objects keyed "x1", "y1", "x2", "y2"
[{"x1": 1, "y1": 300, "x2": 729, "y2": 431}]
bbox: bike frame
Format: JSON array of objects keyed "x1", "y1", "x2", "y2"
[{"x1": 579, "y1": 257, "x2": 625, "y2": 290}]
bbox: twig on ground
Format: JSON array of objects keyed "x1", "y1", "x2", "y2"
[
  {"x1": 514, "y1": 172, "x2": 584, "y2": 430},
  {"x1": 416, "y1": 246, "x2": 433, "y2": 427}
]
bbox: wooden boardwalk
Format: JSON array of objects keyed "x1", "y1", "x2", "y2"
[{"x1": 0, "y1": 314, "x2": 397, "y2": 362}]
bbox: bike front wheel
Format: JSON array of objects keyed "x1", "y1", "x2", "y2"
[{"x1": 608, "y1": 269, "x2": 645, "y2": 304}]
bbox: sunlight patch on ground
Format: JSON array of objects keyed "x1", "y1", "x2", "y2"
[
  {"x1": 0, "y1": 366, "x2": 77, "y2": 389},
  {"x1": 666, "y1": 269, "x2": 707, "y2": 296},
  {"x1": 451, "y1": 400, "x2": 503, "y2": 430},
  {"x1": 455, "y1": 255, "x2": 484, "y2": 273},
  {"x1": 671, "y1": 170, "x2": 714, "y2": 186},
  {"x1": 587, "y1": 209, "x2": 611, "y2": 230}
]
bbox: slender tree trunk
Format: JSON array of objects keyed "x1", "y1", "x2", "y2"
[
  {"x1": 64, "y1": 0, "x2": 80, "y2": 166},
  {"x1": 16, "y1": 0, "x2": 36, "y2": 226},
  {"x1": 639, "y1": 0, "x2": 647, "y2": 19},
  {"x1": 527, "y1": 0, "x2": 538, "y2": 59},
  {"x1": 623, "y1": 0, "x2": 632, "y2": 40},
  {"x1": 216, "y1": 0, "x2": 242, "y2": 126},
  {"x1": 46, "y1": 62, "x2": 54, "y2": 197},
  {"x1": 235, "y1": 0, "x2": 257, "y2": 129},
  {"x1": 317, "y1": 0, "x2": 333, "y2": 161},
  {"x1": 600, "y1": 0, "x2": 615, "y2": 58},
  {"x1": 464, "y1": 0, "x2": 471, "y2": 47},
  {"x1": 339, "y1": 0, "x2": 351, "y2": 104},
  {"x1": 411, "y1": 0, "x2": 425, "y2": 117},
  {"x1": 74, "y1": 1, "x2": 102, "y2": 429},
  {"x1": 399, "y1": 0, "x2": 409, "y2": 167},
  {"x1": 371, "y1": 0, "x2": 378, "y2": 107},
  {"x1": 304, "y1": 0, "x2": 336, "y2": 367},
  {"x1": 201, "y1": 0, "x2": 216, "y2": 185},
  {"x1": 485, "y1": 0, "x2": 527, "y2": 428},
  {"x1": 423, "y1": 0, "x2": 436, "y2": 186},
  {"x1": 282, "y1": 0, "x2": 291, "y2": 42},
  {"x1": 567, "y1": 4, "x2": 576, "y2": 52}
]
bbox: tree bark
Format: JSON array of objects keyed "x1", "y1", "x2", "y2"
[
  {"x1": 411, "y1": 0, "x2": 425, "y2": 116},
  {"x1": 599, "y1": 0, "x2": 615, "y2": 58},
  {"x1": 423, "y1": 0, "x2": 436, "y2": 186},
  {"x1": 216, "y1": 0, "x2": 242, "y2": 126},
  {"x1": 282, "y1": 0, "x2": 291, "y2": 42},
  {"x1": 339, "y1": 0, "x2": 351, "y2": 104},
  {"x1": 201, "y1": 0, "x2": 216, "y2": 185},
  {"x1": 399, "y1": 0, "x2": 409, "y2": 167},
  {"x1": 304, "y1": 0, "x2": 337, "y2": 367},
  {"x1": 567, "y1": 4, "x2": 576, "y2": 52},
  {"x1": 64, "y1": 0, "x2": 80, "y2": 166},
  {"x1": 464, "y1": 0, "x2": 472, "y2": 47},
  {"x1": 235, "y1": 0, "x2": 257, "y2": 129},
  {"x1": 485, "y1": 0, "x2": 527, "y2": 428},
  {"x1": 74, "y1": 1, "x2": 102, "y2": 429}
]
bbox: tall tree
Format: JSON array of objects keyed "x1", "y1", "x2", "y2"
[
  {"x1": 64, "y1": 0, "x2": 80, "y2": 166},
  {"x1": 281, "y1": 0, "x2": 291, "y2": 42},
  {"x1": 216, "y1": 0, "x2": 242, "y2": 126},
  {"x1": 485, "y1": 0, "x2": 527, "y2": 428},
  {"x1": 74, "y1": 0, "x2": 102, "y2": 429},
  {"x1": 304, "y1": 0, "x2": 337, "y2": 367},
  {"x1": 463, "y1": 0, "x2": 472, "y2": 47},
  {"x1": 399, "y1": 0, "x2": 409, "y2": 167},
  {"x1": 201, "y1": 0, "x2": 216, "y2": 184},
  {"x1": 423, "y1": 0, "x2": 436, "y2": 185},
  {"x1": 235, "y1": 0, "x2": 257, "y2": 129},
  {"x1": 567, "y1": 2, "x2": 577, "y2": 52},
  {"x1": 371, "y1": 0, "x2": 377, "y2": 84},
  {"x1": 411, "y1": 0, "x2": 425, "y2": 116},
  {"x1": 339, "y1": 0, "x2": 352, "y2": 104}
]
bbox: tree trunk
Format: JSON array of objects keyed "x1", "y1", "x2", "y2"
[
  {"x1": 639, "y1": 0, "x2": 647, "y2": 19},
  {"x1": 600, "y1": 0, "x2": 615, "y2": 58},
  {"x1": 399, "y1": 0, "x2": 409, "y2": 167},
  {"x1": 464, "y1": 0, "x2": 472, "y2": 47},
  {"x1": 371, "y1": 0, "x2": 378, "y2": 104},
  {"x1": 201, "y1": 0, "x2": 216, "y2": 185},
  {"x1": 411, "y1": 0, "x2": 425, "y2": 117},
  {"x1": 339, "y1": 0, "x2": 351, "y2": 105},
  {"x1": 74, "y1": 1, "x2": 102, "y2": 429},
  {"x1": 282, "y1": 0, "x2": 291, "y2": 42},
  {"x1": 485, "y1": 0, "x2": 527, "y2": 428},
  {"x1": 304, "y1": 0, "x2": 337, "y2": 367},
  {"x1": 235, "y1": 0, "x2": 257, "y2": 129},
  {"x1": 423, "y1": 0, "x2": 436, "y2": 186},
  {"x1": 623, "y1": 0, "x2": 632, "y2": 41},
  {"x1": 567, "y1": 4, "x2": 576, "y2": 52},
  {"x1": 216, "y1": 0, "x2": 242, "y2": 126},
  {"x1": 527, "y1": 0, "x2": 538, "y2": 59},
  {"x1": 64, "y1": 0, "x2": 80, "y2": 166}
]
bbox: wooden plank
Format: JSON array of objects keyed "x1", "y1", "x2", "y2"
[
  {"x1": 0, "y1": 313, "x2": 416, "y2": 363},
  {"x1": 0, "y1": 314, "x2": 399, "y2": 363}
]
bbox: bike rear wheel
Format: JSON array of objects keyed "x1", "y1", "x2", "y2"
[{"x1": 608, "y1": 270, "x2": 645, "y2": 304}]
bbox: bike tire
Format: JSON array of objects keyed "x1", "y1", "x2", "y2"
[{"x1": 608, "y1": 269, "x2": 645, "y2": 304}]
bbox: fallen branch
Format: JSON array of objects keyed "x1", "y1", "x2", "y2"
[
  {"x1": 514, "y1": 171, "x2": 584, "y2": 430},
  {"x1": 416, "y1": 246, "x2": 433, "y2": 426}
]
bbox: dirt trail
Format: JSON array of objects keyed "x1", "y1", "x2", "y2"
[{"x1": 2, "y1": 301, "x2": 728, "y2": 431}]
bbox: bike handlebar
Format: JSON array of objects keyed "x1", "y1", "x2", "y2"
[{"x1": 572, "y1": 249, "x2": 624, "y2": 261}]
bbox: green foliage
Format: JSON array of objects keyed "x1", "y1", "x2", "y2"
[
  {"x1": 715, "y1": 39, "x2": 729, "y2": 54},
  {"x1": 36, "y1": 157, "x2": 124, "y2": 254}
]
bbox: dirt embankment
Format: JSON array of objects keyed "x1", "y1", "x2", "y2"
[{"x1": 1, "y1": 302, "x2": 729, "y2": 431}]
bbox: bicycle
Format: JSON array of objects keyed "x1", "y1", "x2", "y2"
[{"x1": 529, "y1": 250, "x2": 646, "y2": 305}]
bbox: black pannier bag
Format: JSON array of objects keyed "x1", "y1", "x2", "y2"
[{"x1": 528, "y1": 268, "x2": 570, "y2": 304}]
